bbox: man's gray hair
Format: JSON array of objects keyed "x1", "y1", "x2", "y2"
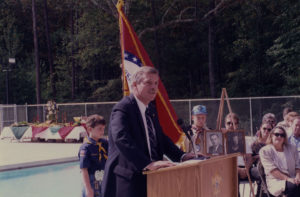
[
  {"x1": 131, "y1": 66, "x2": 159, "y2": 85},
  {"x1": 262, "y1": 113, "x2": 276, "y2": 123}
]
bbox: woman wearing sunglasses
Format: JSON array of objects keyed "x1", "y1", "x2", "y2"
[
  {"x1": 259, "y1": 126, "x2": 300, "y2": 196},
  {"x1": 252, "y1": 123, "x2": 273, "y2": 156},
  {"x1": 250, "y1": 123, "x2": 273, "y2": 196}
]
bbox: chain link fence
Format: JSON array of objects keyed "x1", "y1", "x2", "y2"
[{"x1": 1, "y1": 95, "x2": 300, "y2": 136}]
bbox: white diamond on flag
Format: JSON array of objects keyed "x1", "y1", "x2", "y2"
[{"x1": 124, "y1": 51, "x2": 142, "y2": 92}]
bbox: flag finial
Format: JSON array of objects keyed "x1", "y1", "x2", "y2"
[{"x1": 116, "y1": 0, "x2": 124, "y2": 11}]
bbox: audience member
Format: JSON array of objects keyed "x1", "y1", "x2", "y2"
[
  {"x1": 250, "y1": 122, "x2": 272, "y2": 196},
  {"x1": 251, "y1": 122, "x2": 273, "y2": 156},
  {"x1": 289, "y1": 116, "x2": 300, "y2": 160},
  {"x1": 259, "y1": 126, "x2": 300, "y2": 197},
  {"x1": 262, "y1": 113, "x2": 277, "y2": 128},
  {"x1": 184, "y1": 105, "x2": 209, "y2": 154},
  {"x1": 277, "y1": 107, "x2": 293, "y2": 130},
  {"x1": 223, "y1": 112, "x2": 239, "y2": 133},
  {"x1": 223, "y1": 113, "x2": 251, "y2": 197},
  {"x1": 285, "y1": 111, "x2": 300, "y2": 137}
]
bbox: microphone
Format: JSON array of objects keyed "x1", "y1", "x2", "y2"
[
  {"x1": 177, "y1": 119, "x2": 198, "y2": 158},
  {"x1": 177, "y1": 119, "x2": 191, "y2": 140}
]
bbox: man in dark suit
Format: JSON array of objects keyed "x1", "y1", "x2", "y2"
[
  {"x1": 101, "y1": 66, "x2": 194, "y2": 197},
  {"x1": 208, "y1": 133, "x2": 223, "y2": 155}
]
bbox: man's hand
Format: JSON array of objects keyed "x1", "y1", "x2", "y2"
[
  {"x1": 181, "y1": 152, "x2": 206, "y2": 161},
  {"x1": 286, "y1": 177, "x2": 296, "y2": 184},
  {"x1": 145, "y1": 160, "x2": 176, "y2": 171},
  {"x1": 294, "y1": 176, "x2": 300, "y2": 185}
]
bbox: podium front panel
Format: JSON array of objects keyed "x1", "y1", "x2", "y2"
[{"x1": 146, "y1": 154, "x2": 238, "y2": 197}]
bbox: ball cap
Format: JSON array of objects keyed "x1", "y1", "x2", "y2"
[{"x1": 192, "y1": 105, "x2": 207, "y2": 115}]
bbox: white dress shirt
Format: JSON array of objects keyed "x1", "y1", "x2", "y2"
[{"x1": 134, "y1": 96, "x2": 155, "y2": 160}]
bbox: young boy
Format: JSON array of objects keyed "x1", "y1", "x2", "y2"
[{"x1": 78, "y1": 114, "x2": 108, "y2": 197}]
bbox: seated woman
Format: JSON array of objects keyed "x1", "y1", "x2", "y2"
[
  {"x1": 251, "y1": 122, "x2": 273, "y2": 158},
  {"x1": 259, "y1": 126, "x2": 300, "y2": 197},
  {"x1": 250, "y1": 122, "x2": 272, "y2": 196}
]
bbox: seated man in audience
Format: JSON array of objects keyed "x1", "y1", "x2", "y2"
[
  {"x1": 223, "y1": 113, "x2": 252, "y2": 196},
  {"x1": 289, "y1": 116, "x2": 300, "y2": 160},
  {"x1": 277, "y1": 107, "x2": 293, "y2": 130},
  {"x1": 184, "y1": 105, "x2": 209, "y2": 154},
  {"x1": 262, "y1": 113, "x2": 277, "y2": 128},
  {"x1": 223, "y1": 113, "x2": 239, "y2": 132},
  {"x1": 285, "y1": 111, "x2": 300, "y2": 137}
]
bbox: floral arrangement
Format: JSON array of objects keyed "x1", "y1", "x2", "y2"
[{"x1": 46, "y1": 100, "x2": 59, "y2": 121}]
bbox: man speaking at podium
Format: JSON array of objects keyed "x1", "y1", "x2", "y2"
[{"x1": 102, "y1": 66, "x2": 194, "y2": 197}]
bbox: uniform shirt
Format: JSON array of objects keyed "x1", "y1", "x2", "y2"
[
  {"x1": 184, "y1": 125, "x2": 209, "y2": 153},
  {"x1": 78, "y1": 137, "x2": 108, "y2": 175}
]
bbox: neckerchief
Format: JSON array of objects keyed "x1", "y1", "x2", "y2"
[{"x1": 85, "y1": 137, "x2": 108, "y2": 161}]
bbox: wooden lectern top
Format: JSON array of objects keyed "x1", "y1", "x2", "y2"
[{"x1": 144, "y1": 153, "x2": 240, "y2": 175}]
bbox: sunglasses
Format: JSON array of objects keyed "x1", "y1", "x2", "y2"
[
  {"x1": 274, "y1": 133, "x2": 286, "y2": 138},
  {"x1": 263, "y1": 128, "x2": 272, "y2": 132}
]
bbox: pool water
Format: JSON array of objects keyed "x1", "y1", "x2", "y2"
[{"x1": 0, "y1": 162, "x2": 81, "y2": 197}]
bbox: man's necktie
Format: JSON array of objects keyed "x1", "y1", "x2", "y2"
[{"x1": 145, "y1": 107, "x2": 159, "y2": 161}]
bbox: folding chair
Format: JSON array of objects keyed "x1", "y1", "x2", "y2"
[
  {"x1": 257, "y1": 161, "x2": 286, "y2": 197},
  {"x1": 257, "y1": 161, "x2": 271, "y2": 197}
]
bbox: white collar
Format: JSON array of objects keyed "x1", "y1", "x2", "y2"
[{"x1": 134, "y1": 95, "x2": 148, "y2": 114}]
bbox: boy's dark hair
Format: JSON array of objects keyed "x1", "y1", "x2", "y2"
[{"x1": 86, "y1": 114, "x2": 106, "y2": 128}]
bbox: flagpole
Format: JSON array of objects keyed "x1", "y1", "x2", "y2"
[{"x1": 117, "y1": 0, "x2": 130, "y2": 96}]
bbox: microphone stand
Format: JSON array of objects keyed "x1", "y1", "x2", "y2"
[
  {"x1": 177, "y1": 119, "x2": 198, "y2": 159},
  {"x1": 183, "y1": 127, "x2": 198, "y2": 159}
]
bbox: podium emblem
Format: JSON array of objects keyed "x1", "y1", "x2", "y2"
[{"x1": 211, "y1": 172, "x2": 222, "y2": 196}]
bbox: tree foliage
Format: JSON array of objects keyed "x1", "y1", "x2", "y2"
[{"x1": 0, "y1": 0, "x2": 300, "y2": 104}]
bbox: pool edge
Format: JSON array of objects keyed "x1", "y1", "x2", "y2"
[{"x1": 0, "y1": 157, "x2": 78, "y2": 172}]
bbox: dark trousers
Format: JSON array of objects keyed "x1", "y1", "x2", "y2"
[
  {"x1": 284, "y1": 181, "x2": 300, "y2": 197},
  {"x1": 115, "y1": 173, "x2": 147, "y2": 197}
]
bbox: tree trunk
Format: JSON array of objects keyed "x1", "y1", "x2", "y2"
[
  {"x1": 32, "y1": 0, "x2": 41, "y2": 104},
  {"x1": 208, "y1": 0, "x2": 216, "y2": 98},
  {"x1": 71, "y1": 6, "x2": 76, "y2": 99},
  {"x1": 43, "y1": 0, "x2": 56, "y2": 99},
  {"x1": 150, "y1": 0, "x2": 162, "y2": 71}
]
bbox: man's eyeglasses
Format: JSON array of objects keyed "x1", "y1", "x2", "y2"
[
  {"x1": 267, "y1": 120, "x2": 275, "y2": 124},
  {"x1": 263, "y1": 128, "x2": 272, "y2": 132},
  {"x1": 274, "y1": 133, "x2": 286, "y2": 138},
  {"x1": 226, "y1": 122, "x2": 238, "y2": 125}
]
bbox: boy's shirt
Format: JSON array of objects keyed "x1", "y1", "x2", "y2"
[{"x1": 78, "y1": 137, "x2": 108, "y2": 175}]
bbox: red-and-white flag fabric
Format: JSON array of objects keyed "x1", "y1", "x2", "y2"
[{"x1": 116, "y1": 1, "x2": 184, "y2": 144}]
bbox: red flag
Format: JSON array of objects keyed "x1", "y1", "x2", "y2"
[{"x1": 117, "y1": 1, "x2": 184, "y2": 144}]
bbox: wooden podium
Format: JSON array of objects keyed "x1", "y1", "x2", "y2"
[{"x1": 144, "y1": 153, "x2": 239, "y2": 197}]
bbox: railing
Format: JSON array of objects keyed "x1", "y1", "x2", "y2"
[{"x1": 1, "y1": 95, "x2": 300, "y2": 136}]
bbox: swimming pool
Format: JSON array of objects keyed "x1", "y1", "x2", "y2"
[{"x1": 0, "y1": 162, "x2": 81, "y2": 197}]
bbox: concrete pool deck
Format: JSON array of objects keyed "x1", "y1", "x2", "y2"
[
  {"x1": 0, "y1": 140, "x2": 81, "y2": 171},
  {"x1": 0, "y1": 140, "x2": 254, "y2": 196}
]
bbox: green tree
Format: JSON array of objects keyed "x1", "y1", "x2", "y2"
[{"x1": 267, "y1": 0, "x2": 300, "y2": 95}]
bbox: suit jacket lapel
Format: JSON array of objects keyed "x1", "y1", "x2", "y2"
[{"x1": 129, "y1": 94, "x2": 148, "y2": 148}]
